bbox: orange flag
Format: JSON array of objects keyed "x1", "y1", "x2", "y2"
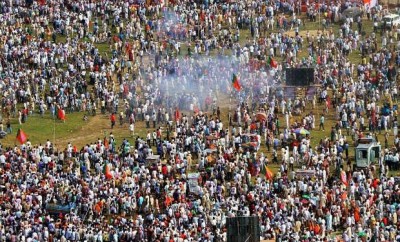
[
  {"x1": 354, "y1": 207, "x2": 360, "y2": 223},
  {"x1": 16, "y1": 129, "x2": 28, "y2": 144},
  {"x1": 94, "y1": 201, "x2": 103, "y2": 213},
  {"x1": 265, "y1": 165, "x2": 274, "y2": 180},
  {"x1": 341, "y1": 191, "x2": 348, "y2": 200},
  {"x1": 104, "y1": 163, "x2": 113, "y2": 180},
  {"x1": 104, "y1": 138, "x2": 109, "y2": 149},
  {"x1": 165, "y1": 196, "x2": 173, "y2": 206}
]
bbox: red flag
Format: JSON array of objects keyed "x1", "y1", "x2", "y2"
[
  {"x1": 268, "y1": 56, "x2": 278, "y2": 68},
  {"x1": 38, "y1": 0, "x2": 46, "y2": 6},
  {"x1": 354, "y1": 207, "x2": 360, "y2": 223},
  {"x1": 16, "y1": 129, "x2": 28, "y2": 144},
  {"x1": 58, "y1": 108, "x2": 65, "y2": 121},
  {"x1": 264, "y1": 165, "x2": 274, "y2": 180},
  {"x1": 340, "y1": 170, "x2": 348, "y2": 186},
  {"x1": 175, "y1": 108, "x2": 181, "y2": 121},
  {"x1": 232, "y1": 74, "x2": 241, "y2": 91}
]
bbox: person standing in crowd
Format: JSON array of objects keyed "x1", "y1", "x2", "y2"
[
  {"x1": 320, "y1": 114, "x2": 325, "y2": 131},
  {"x1": 110, "y1": 113, "x2": 116, "y2": 129}
]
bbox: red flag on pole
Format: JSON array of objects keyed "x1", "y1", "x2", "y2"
[
  {"x1": 58, "y1": 108, "x2": 65, "y2": 121},
  {"x1": 174, "y1": 108, "x2": 181, "y2": 121},
  {"x1": 232, "y1": 74, "x2": 241, "y2": 91},
  {"x1": 16, "y1": 129, "x2": 28, "y2": 144},
  {"x1": 264, "y1": 165, "x2": 274, "y2": 180}
]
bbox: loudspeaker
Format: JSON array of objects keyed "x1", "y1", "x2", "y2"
[
  {"x1": 286, "y1": 68, "x2": 315, "y2": 86},
  {"x1": 226, "y1": 216, "x2": 260, "y2": 242}
]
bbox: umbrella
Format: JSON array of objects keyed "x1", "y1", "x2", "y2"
[
  {"x1": 294, "y1": 128, "x2": 310, "y2": 135},
  {"x1": 255, "y1": 112, "x2": 267, "y2": 121},
  {"x1": 357, "y1": 231, "x2": 366, "y2": 237}
]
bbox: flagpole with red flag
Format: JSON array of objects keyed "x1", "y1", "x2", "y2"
[
  {"x1": 232, "y1": 73, "x2": 241, "y2": 91},
  {"x1": 174, "y1": 108, "x2": 181, "y2": 122},
  {"x1": 16, "y1": 128, "x2": 28, "y2": 144},
  {"x1": 58, "y1": 108, "x2": 66, "y2": 122}
]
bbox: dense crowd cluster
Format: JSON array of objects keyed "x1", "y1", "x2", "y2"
[{"x1": 0, "y1": 0, "x2": 400, "y2": 241}]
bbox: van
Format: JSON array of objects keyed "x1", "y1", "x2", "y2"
[{"x1": 382, "y1": 14, "x2": 400, "y2": 29}]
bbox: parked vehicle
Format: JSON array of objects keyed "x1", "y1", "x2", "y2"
[
  {"x1": 382, "y1": 14, "x2": 400, "y2": 29},
  {"x1": 354, "y1": 137, "x2": 381, "y2": 170}
]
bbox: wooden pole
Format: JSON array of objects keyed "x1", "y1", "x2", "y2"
[{"x1": 53, "y1": 112, "x2": 56, "y2": 146}]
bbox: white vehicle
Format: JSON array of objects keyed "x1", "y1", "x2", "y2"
[{"x1": 382, "y1": 14, "x2": 400, "y2": 28}]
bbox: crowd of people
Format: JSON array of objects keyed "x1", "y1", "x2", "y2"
[{"x1": 0, "y1": 0, "x2": 400, "y2": 241}]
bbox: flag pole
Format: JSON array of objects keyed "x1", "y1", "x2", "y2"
[
  {"x1": 14, "y1": 128, "x2": 17, "y2": 147},
  {"x1": 53, "y1": 107, "x2": 56, "y2": 147}
]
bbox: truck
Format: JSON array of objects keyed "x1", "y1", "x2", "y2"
[{"x1": 354, "y1": 137, "x2": 381, "y2": 170}]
